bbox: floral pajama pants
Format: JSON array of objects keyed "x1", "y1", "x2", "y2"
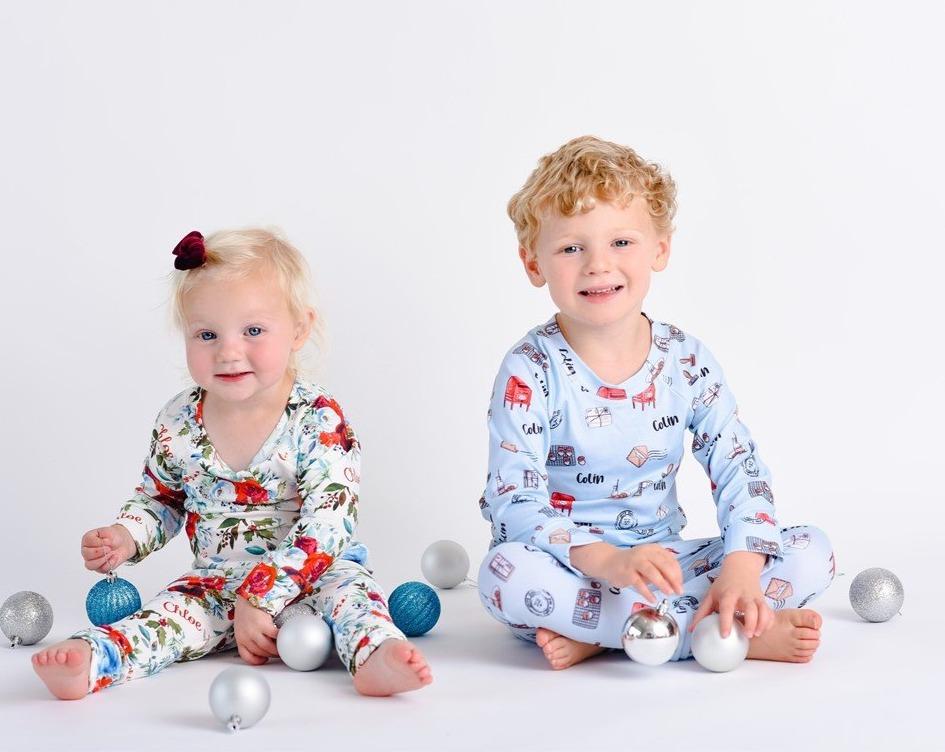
[
  {"x1": 72, "y1": 559, "x2": 404, "y2": 693},
  {"x1": 478, "y1": 525, "x2": 835, "y2": 661}
]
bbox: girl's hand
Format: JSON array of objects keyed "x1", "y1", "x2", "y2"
[
  {"x1": 80, "y1": 524, "x2": 136, "y2": 573},
  {"x1": 598, "y1": 544, "x2": 684, "y2": 602},
  {"x1": 689, "y1": 551, "x2": 773, "y2": 638},
  {"x1": 234, "y1": 597, "x2": 279, "y2": 665}
]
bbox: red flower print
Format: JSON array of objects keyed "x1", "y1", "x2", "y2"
[
  {"x1": 367, "y1": 591, "x2": 385, "y2": 604},
  {"x1": 293, "y1": 536, "x2": 319, "y2": 554},
  {"x1": 185, "y1": 511, "x2": 199, "y2": 540},
  {"x1": 313, "y1": 395, "x2": 354, "y2": 451},
  {"x1": 356, "y1": 635, "x2": 370, "y2": 652},
  {"x1": 102, "y1": 625, "x2": 133, "y2": 657},
  {"x1": 238, "y1": 563, "x2": 277, "y2": 598},
  {"x1": 232, "y1": 478, "x2": 269, "y2": 505},
  {"x1": 141, "y1": 466, "x2": 185, "y2": 512},
  {"x1": 195, "y1": 398, "x2": 204, "y2": 424},
  {"x1": 92, "y1": 676, "x2": 113, "y2": 693},
  {"x1": 168, "y1": 575, "x2": 225, "y2": 599},
  {"x1": 285, "y1": 551, "x2": 334, "y2": 592}
]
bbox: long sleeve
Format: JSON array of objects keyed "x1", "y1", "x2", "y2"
[
  {"x1": 685, "y1": 341, "x2": 782, "y2": 561},
  {"x1": 482, "y1": 349, "x2": 599, "y2": 575},
  {"x1": 236, "y1": 394, "x2": 359, "y2": 615},
  {"x1": 116, "y1": 411, "x2": 187, "y2": 564}
]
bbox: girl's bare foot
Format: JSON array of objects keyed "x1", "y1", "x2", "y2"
[
  {"x1": 352, "y1": 639, "x2": 432, "y2": 696},
  {"x1": 747, "y1": 609, "x2": 822, "y2": 663},
  {"x1": 32, "y1": 639, "x2": 92, "y2": 700},
  {"x1": 535, "y1": 627, "x2": 605, "y2": 670}
]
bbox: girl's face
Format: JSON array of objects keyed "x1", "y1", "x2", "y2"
[{"x1": 182, "y1": 270, "x2": 312, "y2": 408}]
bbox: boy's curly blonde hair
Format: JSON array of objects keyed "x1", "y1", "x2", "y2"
[{"x1": 508, "y1": 135, "x2": 677, "y2": 251}]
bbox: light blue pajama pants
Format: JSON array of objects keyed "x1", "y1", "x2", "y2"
[{"x1": 478, "y1": 525, "x2": 834, "y2": 661}]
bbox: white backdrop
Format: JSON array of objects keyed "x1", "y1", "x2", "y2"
[{"x1": 2, "y1": 0, "x2": 943, "y2": 645}]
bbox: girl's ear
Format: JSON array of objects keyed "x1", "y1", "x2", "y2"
[
  {"x1": 293, "y1": 309, "x2": 316, "y2": 351},
  {"x1": 519, "y1": 246, "x2": 546, "y2": 287}
]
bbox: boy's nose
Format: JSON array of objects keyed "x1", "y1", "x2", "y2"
[{"x1": 583, "y1": 246, "x2": 611, "y2": 274}]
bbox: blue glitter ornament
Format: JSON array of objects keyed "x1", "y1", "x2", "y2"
[
  {"x1": 86, "y1": 572, "x2": 141, "y2": 626},
  {"x1": 388, "y1": 581, "x2": 440, "y2": 637}
]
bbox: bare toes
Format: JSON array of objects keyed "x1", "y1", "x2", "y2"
[{"x1": 535, "y1": 628, "x2": 557, "y2": 648}]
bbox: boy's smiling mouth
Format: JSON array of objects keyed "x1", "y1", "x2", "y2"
[{"x1": 579, "y1": 285, "x2": 624, "y2": 297}]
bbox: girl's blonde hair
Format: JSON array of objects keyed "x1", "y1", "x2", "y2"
[
  {"x1": 508, "y1": 135, "x2": 678, "y2": 251},
  {"x1": 171, "y1": 227, "x2": 321, "y2": 373}
]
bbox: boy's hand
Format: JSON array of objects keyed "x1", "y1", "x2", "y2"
[
  {"x1": 574, "y1": 543, "x2": 683, "y2": 602},
  {"x1": 80, "y1": 524, "x2": 136, "y2": 573},
  {"x1": 234, "y1": 597, "x2": 279, "y2": 666},
  {"x1": 689, "y1": 551, "x2": 772, "y2": 638}
]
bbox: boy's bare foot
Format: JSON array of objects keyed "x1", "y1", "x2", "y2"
[
  {"x1": 536, "y1": 627, "x2": 605, "y2": 670},
  {"x1": 747, "y1": 609, "x2": 822, "y2": 663},
  {"x1": 32, "y1": 639, "x2": 92, "y2": 700},
  {"x1": 352, "y1": 638, "x2": 432, "y2": 696}
]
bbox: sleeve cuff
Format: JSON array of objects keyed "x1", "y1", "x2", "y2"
[
  {"x1": 723, "y1": 522, "x2": 783, "y2": 562},
  {"x1": 531, "y1": 524, "x2": 602, "y2": 576}
]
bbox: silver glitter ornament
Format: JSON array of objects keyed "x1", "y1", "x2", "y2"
[
  {"x1": 849, "y1": 567, "x2": 904, "y2": 622},
  {"x1": 274, "y1": 602, "x2": 315, "y2": 629},
  {"x1": 622, "y1": 599, "x2": 679, "y2": 666},
  {"x1": 276, "y1": 613, "x2": 333, "y2": 671},
  {"x1": 421, "y1": 540, "x2": 470, "y2": 589},
  {"x1": 208, "y1": 667, "x2": 271, "y2": 732},
  {"x1": 1, "y1": 591, "x2": 54, "y2": 647},
  {"x1": 691, "y1": 613, "x2": 749, "y2": 672}
]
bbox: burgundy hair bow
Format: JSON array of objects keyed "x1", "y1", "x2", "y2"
[{"x1": 172, "y1": 230, "x2": 206, "y2": 270}]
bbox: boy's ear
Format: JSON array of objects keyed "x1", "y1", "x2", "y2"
[
  {"x1": 519, "y1": 246, "x2": 546, "y2": 287},
  {"x1": 293, "y1": 309, "x2": 316, "y2": 351},
  {"x1": 652, "y1": 233, "x2": 672, "y2": 272}
]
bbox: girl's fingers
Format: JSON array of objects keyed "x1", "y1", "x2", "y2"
[
  {"x1": 82, "y1": 545, "x2": 110, "y2": 560},
  {"x1": 254, "y1": 635, "x2": 278, "y2": 657},
  {"x1": 85, "y1": 553, "x2": 111, "y2": 571}
]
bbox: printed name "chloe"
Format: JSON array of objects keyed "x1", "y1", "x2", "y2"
[
  {"x1": 652, "y1": 415, "x2": 679, "y2": 431},
  {"x1": 576, "y1": 472, "x2": 605, "y2": 484},
  {"x1": 163, "y1": 601, "x2": 203, "y2": 630}
]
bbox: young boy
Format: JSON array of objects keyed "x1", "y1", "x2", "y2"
[{"x1": 477, "y1": 136, "x2": 834, "y2": 669}]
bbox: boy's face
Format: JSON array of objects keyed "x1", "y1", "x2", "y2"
[{"x1": 520, "y1": 197, "x2": 671, "y2": 334}]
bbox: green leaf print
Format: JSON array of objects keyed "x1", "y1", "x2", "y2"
[
  {"x1": 219, "y1": 518, "x2": 240, "y2": 529},
  {"x1": 323, "y1": 483, "x2": 347, "y2": 492},
  {"x1": 157, "y1": 627, "x2": 167, "y2": 646}
]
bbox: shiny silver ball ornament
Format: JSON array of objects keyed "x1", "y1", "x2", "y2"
[
  {"x1": 420, "y1": 540, "x2": 470, "y2": 589},
  {"x1": 276, "y1": 613, "x2": 333, "y2": 671},
  {"x1": 849, "y1": 567, "x2": 904, "y2": 622},
  {"x1": 691, "y1": 613, "x2": 749, "y2": 672},
  {"x1": 273, "y1": 602, "x2": 315, "y2": 629},
  {"x1": 1, "y1": 591, "x2": 54, "y2": 647},
  {"x1": 208, "y1": 667, "x2": 271, "y2": 732},
  {"x1": 621, "y1": 599, "x2": 680, "y2": 666}
]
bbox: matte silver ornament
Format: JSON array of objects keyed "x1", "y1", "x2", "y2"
[
  {"x1": 1, "y1": 591, "x2": 54, "y2": 647},
  {"x1": 421, "y1": 540, "x2": 470, "y2": 589},
  {"x1": 849, "y1": 567, "x2": 904, "y2": 622},
  {"x1": 208, "y1": 667, "x2": 271, "y2": 732},
  {"x1": 276, "y1": 613, "x2": 333, "y2": 671},
  {"x1": 622, "y1": 599, "x2": 679, "y2": 666},
  {"x1": 274, "y1": 602, "x2": 315, "y2": 629},
  {"x1": 691, "y1": 613, "x2": 749, "y2": 672}
]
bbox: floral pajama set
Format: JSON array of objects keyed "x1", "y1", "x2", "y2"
[
  {"x1": 72, "y1": 380, "x2": 404, "y2": 693},
  {"x1": 477, "y1": 316, "x2": 836, "y2": 659}
]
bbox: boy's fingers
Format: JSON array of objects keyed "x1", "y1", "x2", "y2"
[
  {"x1": 740, "y1": 602, "x2": 757, "y2": 637},
  {"x1": 630, "y1": 576, "x2": 655, "y2": 603},
  {"x1": 689, "y1": 596, "x2": 714, "y2": 632},
  {"x1": 718, "y1": 596, "x2": 738, "y2": 638}
]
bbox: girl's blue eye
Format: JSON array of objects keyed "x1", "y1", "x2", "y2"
[
  {"x1": 562, "y1": 245, "x2": 582, "y2": 255},
  {"x1": 199, "y1": 331, "x2": 216, "y2": 341},
  {"x1": 246, "y1": 326, "x2": 262, "y2": 336}
]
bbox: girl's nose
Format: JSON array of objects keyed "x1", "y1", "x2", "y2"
[{"x1": 217, "y1": 336, "x2": 243, "y2": 362}]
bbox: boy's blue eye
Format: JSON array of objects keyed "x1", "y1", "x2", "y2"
[
  {"x1": 614, "y1": 239, "x2": 631, "y2": 248},
  {"x1": 562, "y1": 245, "x2": 582, "y2": 255},
  {"x1": 246, "y1": 326, "x2": 263, "y2": 337},
  {"x1": 199, "y1": 331, "x2": 216, "y2": 341}
]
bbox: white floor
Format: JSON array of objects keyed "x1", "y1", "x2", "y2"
[{"x1": 2, "y1": 554, "x2": 939, "y2": 752}]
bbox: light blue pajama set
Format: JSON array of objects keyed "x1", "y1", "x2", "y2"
[{"x1": 477, "y1": 315, "x2": 835, "y2": 659}]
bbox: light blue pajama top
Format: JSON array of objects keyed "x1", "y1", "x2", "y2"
[{"x1": 480, "y1": 314, "x2": 782, "y2": 575}]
